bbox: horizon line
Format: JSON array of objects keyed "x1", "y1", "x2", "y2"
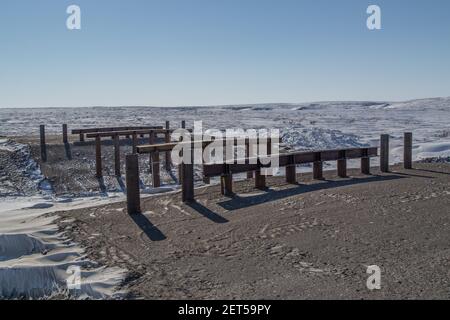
[{"x1": 1, "y1": 96, "x2": 449, "y2": 110}]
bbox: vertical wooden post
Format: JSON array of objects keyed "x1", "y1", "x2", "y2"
[
  {"x1": 361, "y1": 149, "x2": 370, "y2": 174},
  {"x1": 165, "y1": 121, "x2": 171, "y2": 170},
  {"x1": 286, "y1": 154, "x2": 296, "y2": 184},
  {"x1": 114, "y1": 134, "x2": 121, "y2": 176},
  {"x1": 380, "y1": 134, "x2": 390, "y2": 173},
  {"x1": 181, "y1": 120, "x2": 186, "y2": 129},
  {"x1": 264, "y1": 137, "x2": 273, "y2": 177},
  {"x1": 181, "y1": 141, "x2": 194, "y2": 202},
  {"x1": 40, "y1": 125, "x2": 47, "y2": 162},
  {"x1": 149, "y1": 131, "x2": 155, "y2": 173},
  {"x1": 125, "y1": 154, "x2": 141, "y2": 214},
  {"x1": 202, "y1": 173, "x2": 210, "y2": 184},
  {"x1": 79, "y1": 133, "x2": 85, "y2": 142},
  {"x1": 132, "y1": 132, "x2": 138, "y2": 154},
  {"x1": 152, "y1": 151, "x2": 161, "y2": 187},
  {"x1": 404, "y1": 132, "x2": 412, "y2": 169},
  {"x1": 201, "y1": 131, "x2": 211, "y2": 184},
  {"x1": 246, "y1": 140, "x2": 253, "y2": 179},
  {"x1": 220, "y1": 175, "x2": 232, "y2": 195},
  {"x1": 62, "y1": 124, "x2": 68, "y2": 144},
  {"x1": 178, "y1": 135, "x2": 186, "y2": 185},
  {"x1": 337, "y1": 150, "x2": 347, "y2": 178},
  {"x1": 313, "y1": 153, "x2": 323, "y2": 180},
  {"x1": 220, "y1": 165, "x2": 233, "y2": 196},
  {"x1": 255, "y1": 168, "x2": 266, "y2": 189},
  {"x1": 95, "y1": 136, "x2": 102, "y2": 177}
]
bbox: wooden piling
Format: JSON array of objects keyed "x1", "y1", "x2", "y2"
[
  {"x1": 181, "y1": 120, "x2": 186, "y2": 129},
  {"x1": 313, "y1": 153, "x2": 323, "y2": 180},
  {"x1": 404, "y1": 132, "x2": 412, "y2": 169},
  {"x1": 181, "y1": 143, "x2": 194, "y2": 202},
  {"x1": 40, "y1": 125, "x2": 47, "y2": 162},
  {"x1": 152, "y1": 151, "x2": 161, "y2": 187},
  {"x1": 337, "y1": 150, "x2": 347, "y2": 178},
  {"x1": 79, "y1": 133, "x2": 85, "y2": 142},
  {"x1": 178, "y1": 135, "x2": 187, "y2": 185},
  {"x1": 165, "y1": 121, "x2": 171, "y2": 170},
  {"x1": 265, "y1": 138, "x2": 273, "y2": 176},
  {"x1": 62, "y1": 124, "x2": 68, "y2": 144},
  {"x1": 149, "y1": 132, "x2": 155, "y2": 173},
  {"x1": 125, "y1": 154, "x2": 141, "y2": 214},
  {"x1": 114, "y1": 134, "x2": 121, "y2": 176},
  {"x1": 220, "y1": 166, "x2": 233, "y2": 196},
  {"x1": 246, "y1": 140, "x2": 254, "y2": 179},
  {"x1": 286, "y1": 155, "x2": 296, "y2": 184},
  {"x1": 95, "y1": 136, "x2": 102, "y2": 177},
  {"x1": 361, "y1": 149, "x2": 370, "y2": 174},
  {"x1": 132, "y1": 133, "x2": 138, "y2": 154},
  {"x1": 255, "y1": 168, "x2": 266, "y2": 189},
  {"x1": 380, "y1": 134, "x2": 390, "y2": 173}
]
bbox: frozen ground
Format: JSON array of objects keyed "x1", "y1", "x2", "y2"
[{"x1": 0, "y1": 97, "x2": 449, "y2": 299}]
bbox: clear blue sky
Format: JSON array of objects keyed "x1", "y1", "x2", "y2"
[{"x1": 1, "y1": 0, "x2": 450, "y2": 108}]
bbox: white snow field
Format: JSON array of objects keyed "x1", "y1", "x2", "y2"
[
  {"x1": 1, "y1": 97, "x2": 449, "y2": 164},
  {"x1": 0, "y1": 97, "x2": 449, "y2": 299}
]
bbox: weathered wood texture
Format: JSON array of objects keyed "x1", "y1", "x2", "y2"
[
  {"x1": 380, "y1": 134, "x2": 390, "y2": 173},
  {"x1": 62, "y1": 124, "x2": 68, "y2": 144},
  {"x1": 404, "y1": 132, "x2": 413, "y2": 169},
  {"x1": 361, "y1": 148, "x2": 370, "y2": 174},
  {"x1": 72, "y1": 126, "x2": 163, "y2": 135},
  {"x1": 86, "y1": 128, "x2": 178, "y2": 139},
  {"x1": 337, "y1": 150, "x2": 347, "y2": 178},
  {"x1": 95, "y1": 136, "x2": 102, "y2": 177},
  {"x1": 40, "y1": 125, "x2": 47, "y2": 162},
  {"x1": 165, "y1": 121, "x2": 171, "y2": 170},
  {"x1": 125, "y1": 154, "x2": 141, "y2": 214},
  {"x1": 203, "y1": 147, "x2": 378, "y2": 177},
  {"x1": 181, "y1": 145, "x2": 194, "y2": 202},
  {"x1": 285, "y1": 155, "x2": 296, "y2": 184},
  {"x1": 114, "y1": 134, "x2": 121, "y2": 176}
]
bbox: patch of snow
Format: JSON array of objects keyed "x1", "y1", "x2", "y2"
[{"x1": 0, "y1": 197, "x2": 127, "y2": 299}]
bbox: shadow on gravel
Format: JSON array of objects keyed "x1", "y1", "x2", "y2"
[
  {"x1": 186, "y1": 200, "x2": 229, "y2": 224},
  {"x1": 218, "y1": 174, "x2": 404, "y2": 211},
  {"x1": 130, "y1": 213, "x2": 167, "y2": 241},
  {"x1": 390, "y1": 171, "x2": 435, "y2": 179},
  {"x1": 412, "y1": 168, "x2": 450, "y2": 176}
]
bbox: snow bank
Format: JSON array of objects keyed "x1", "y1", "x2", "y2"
[{"x1": 0, "y1": 197, "x2": 127, "y2": 299}]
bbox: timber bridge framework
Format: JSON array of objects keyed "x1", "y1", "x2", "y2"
[{"x1": 37, "y1": 122, "x2": 413, "y2": 215}]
